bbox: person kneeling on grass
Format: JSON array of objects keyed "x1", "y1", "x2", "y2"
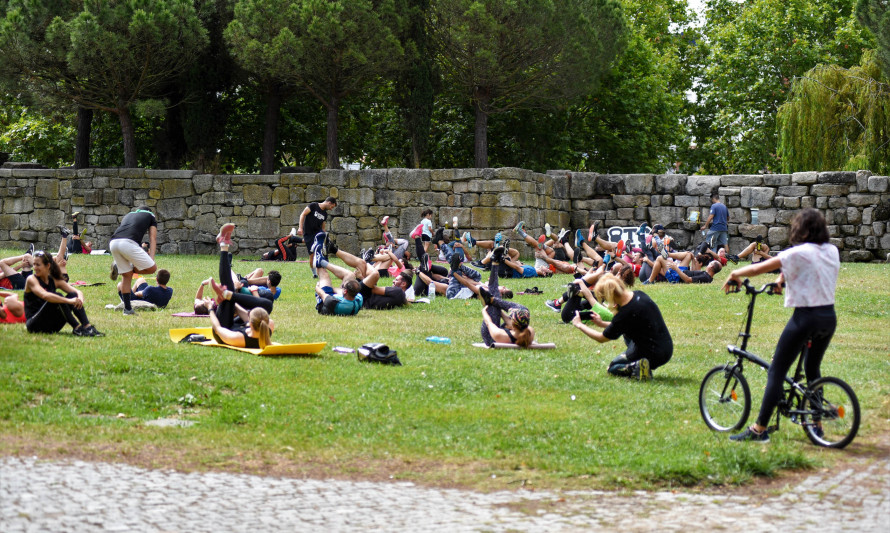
[
  {"x1": 23, "y1": 251, "x2": 103, "y2": 336},
  {"x1": 570, "y1": 273, "x2": 672, "y2": 381},
  {"x1": 478, "y1": 246, "x2": 535, "y2": 347}
]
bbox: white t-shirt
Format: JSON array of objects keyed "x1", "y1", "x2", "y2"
[
  {"x1": 778, "y1": 242, "x2": 839, "y2": 308},
  {"x1": 421, "y1": 218, "x2": 433, "y2": 238}
]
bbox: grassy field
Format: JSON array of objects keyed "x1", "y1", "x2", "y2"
[{"x1": 1, "y1": 248, "x2": 888, "y2": 491}]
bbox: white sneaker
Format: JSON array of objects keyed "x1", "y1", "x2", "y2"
[
  {"x1": 544, "y1": 223, "x2": 551, "y2": 238},
  {"x1": 289, "y1": 227, "x2": 297, "y2": 237}
]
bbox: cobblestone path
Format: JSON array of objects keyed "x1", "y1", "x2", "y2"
[{"x1": 2, "y1": 455, "x2": 887, "y2": 532}]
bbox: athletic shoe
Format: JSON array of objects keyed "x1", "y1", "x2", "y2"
[
  {"x1": 110, "y1": 262, "x2": 119, "y2": 281},
  {"x1": 423, "y1": 253, "x2": 433, "y2": 273},
  {"x1": 122, "y1": 308, "x2": 135, "y2": 316},
  {"x1": 645, "y1": 235, "x2": 653, "y2": 246},
  {"x1": 58, "y1": 225, "x2": 71, "y2": 238},
  {"x1": 664, "y1": 236, "x2": 673, "y2": 250},
  {"x1": 313, "y1": 233, "x2": 328, "y2": 265},
  {"x1": 64, "y1": 247, "x2": 69, "y2": 261},
  {"x1": 410, "y1": 223, "x2": 423, "y2": 239},
  {"x1": 453, "y1": 216, "x2": 459, "y2": 228},
  {"x1": 27, "y1": 243, "x2": 34, "y2": 255},
  {"x1": 326, "y1": 237, "x2": 338, "y2": 256},
  {"x1": 545, "y1": 299, "x2": 562, "y2": 312},
  {"x1": 557, "y1": 228, "x2": 569, "y2": 243},
  {"x1": 660, "y1": 247, "x2": 669, "y2": 259},
  {"x1": 71, "y1": 211, "x2": 81, "y2": 220},
  {"x1": 380, "y1": 216, "x2": 389, "y2": 226},
  {"x1": 433, "y1": 227, "x2": 445, "y2": 244},
  {"x1": 73, "y1": 326, "x2": 89, "y2": 336},
  {"x1": 637, "y1": 222, "x2": 649, "y2": 237},
  {"x1": 471, "y1": 260, "x2": 485, "y2": 268},
  {"x1": 216, "y1": 223, "x2": 235, "y2": 245},
  {"x1": 494, "y1": 232, "x2": 503, "y2": 246},
  {"x1": 727, "y1": 254, "x2": 740, "y2": 264},
  {"x1": 513, "y1": 221, "x2": 524, "y2": 234},
  {"x1": 588, "y1": 221, "x2": 599, "y2": 242},
  {"x1": 602, "y1": 253, "x2": 611, "y2": 265},
  {"x1": 615, "y1": 239, "x2": 626, "y2": 256},
  {"x1": 84, "y1": 325, "x2": 105, "y2": 337},
  {"x1": 641, "y1": 280, "x2": 650, "y2": 285},
  {"x1": 502, "y1": 238, "x2": 511, "y2": 252},
  {"x1": 362, "y1": 248, "x2": 375, "y2": 264},
  {"x1": 567, "y1": 282, "x2": 581, "y2": 300},
  {"x1": 633, "y1": 358, "x2": 651, "y2": 381},
  {"x1": 463, "y1": 232, "x2": 476, "y2": 248},
  {"x1": 729, "y1": 427, "x2": 770, "y2": 443},
  {"x1": 572, "y1": 247, "x2": 582, "y2": 264},
  {"x1": 382, "y1": 232, "x2": 393, "y2": 245},
  {"x1": 479, "y1": 286, "x2": 493, "y2": 306},
  {"x1": 537, "y1": 234, "x2": 546, "y2": 249},
  {"x1": 289, "y1": 227, "x2": 297, "y2": 237},
  {"x1": 79, "y1": 228, "x2": 87, "y2": 241},
  {"x1": 491, "y1": 245, "x2": 505, "y2": 264},
  {"x1": 544, "y1": 223, "x2": 552, "y2": 238},
  {"x1": 574, "y1": 229, "x2": 585, "y2": 248},
  {"x1": 449, "y1": 251, "x2": 462, "y2": 273}
]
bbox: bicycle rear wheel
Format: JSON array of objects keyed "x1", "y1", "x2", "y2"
[
  {"x1": 801, "y1": 376, "x2": 860, "y2": 449},
  {"x1": 699, "y1": 365, "x2": 751, "y2": 432}
]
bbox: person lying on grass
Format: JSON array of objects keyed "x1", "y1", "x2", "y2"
[
  {"x1": 478, "y1": 246, "x2": 535, "y2": 348},
  {"x1": 570, "y1": 273, "x2": 673, "y2": 381},
  {"x1": 206, "y1": 223, "x2": 276, "y2": 348},
  {"x1": 0, "y1": 290, "x2": 26, "y2": 323},
  {"x1": 318, "y1": 240, "x2": 413, "y2": 310},
  {"x1": 23, "y1": 250, "x2": 103, "y2": 337}
]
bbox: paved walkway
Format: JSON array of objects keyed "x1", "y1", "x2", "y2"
[{"x1": 1, "y1": 455, "x2": 887, "y2": 532}]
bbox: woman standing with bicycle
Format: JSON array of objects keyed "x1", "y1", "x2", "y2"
[{"x1": 723, "y1": 208, "x2": 839, "y2": 443}]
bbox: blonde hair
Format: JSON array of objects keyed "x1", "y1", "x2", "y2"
[
  {"x1": 594, "y1": 273, "x2": 629, "y2": 309},
  {"x1": 249, "y1": 308, "x2": 272, "y2": 348}
]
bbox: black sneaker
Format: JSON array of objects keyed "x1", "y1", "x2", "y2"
[
  {"x1": 491, "y1": 245, "x2": 505, "y2": 264},
  {"x1": 632, "y1": 358, "x2": 651, "y2": 381},
  {"x1": 362, "y1": 248, "x2": 375, "y2": 264},
  {"x1": 84, "y1": 325, "x2": 105, "y2": 337},
  {"x1": 729, "y1": 426, "x2": 770, "y2": 443},
  {"x1": 572, "y1": 247, "x2": 582, "y2": 264},
  {"x1": 545, "y1": 299, "x2": 562, "y2": 312},
  {"x1": 471, "y1": 260, "x2": 485, "y2": 268},
  {"x1": 72, "y1": 326, "x2": 88, "y2": 336},
  {"x1": 326, "y1": 237, "x2": 338, "y2": 256},
  {"x1": 26, "y1": 243, "x2": 34, "y2": 255},
  {"x1": 566, "y1": 282, "x2": 580, "y2": 300},
  {"x1": 449, "y1": 251, "x2": 462, "y2": 273},
  {"x1": 58, "y1": 225, "x2": 71, "y2": 238},
  {"x1": 479, "y1": 286, "x2": 493, "y2": 306},
  {"x1": 727, "y1": 254, "x2": 740, "y2": 264},
  {"x1": 433, "y1": 227, "x2": 445, "y2": 244}
]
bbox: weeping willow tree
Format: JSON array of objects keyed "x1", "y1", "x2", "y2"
[{"x1": 777, "y1": 50, "x2": 890, "y2": 174}]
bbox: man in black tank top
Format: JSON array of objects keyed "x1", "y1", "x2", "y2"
[{"x1": 109, "y1": 207, "x2": 159, "y2": 315}]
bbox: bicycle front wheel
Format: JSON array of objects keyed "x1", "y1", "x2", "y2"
[
  {"x1": 699, "y1": 365, "x2": 751, "y2": 432},
  {"x1": 801, "y1": 376, "x2": 860, "y2": 449}
]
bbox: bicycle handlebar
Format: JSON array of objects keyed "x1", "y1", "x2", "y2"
[{"x1": 726, "y1": 278, "x2": 784, "y2": 295}]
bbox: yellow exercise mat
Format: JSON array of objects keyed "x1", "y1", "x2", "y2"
[{"x1": 169, "y1": 327, "x2": 326, "y2": 356}]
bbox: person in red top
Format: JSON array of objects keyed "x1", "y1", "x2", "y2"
[{"x1": 0, "y1": 291, "x2": 26, "y2": 324}]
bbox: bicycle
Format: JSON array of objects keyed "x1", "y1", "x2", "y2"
[{"x1": 698, "y1": 279, "x2": 860, "y2": 448}]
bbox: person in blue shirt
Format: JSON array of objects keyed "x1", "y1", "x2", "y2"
[
  {"x1": 701, "y1": 193, "x2": 730, "y2": 253},
  {"x1": 119, "y1": 269, "x2": 173, "y2": 308}
]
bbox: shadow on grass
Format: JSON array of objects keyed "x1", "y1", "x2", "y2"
[{"x1": 651, "y1": 375, "x2": 700, "y2": 387}]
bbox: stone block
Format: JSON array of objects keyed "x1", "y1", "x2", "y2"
[
  {"x1": 841, "y1": 224, "x2": 856, "y2": 235},
  {"x1": 317, "y1": 169, "x2": 347, "y2": 187},
  {"x1": 828, "y1": 197, "x2": 848, "y2": 208},
  {"x1": 29, "y1": 209, "x2": 63, "y2": 231},
  {"x1": 763, "y1": 174, "x2": 791, "y2": 186},
  {"x1": 874, "y1": 222, "x2": 885, "y2": 236},
  {"x1": 777, "y1": 185, "x2": 808, "y2": 197},
  {"x1": 388, "y1": 168, "x2": 431, "y2": 191},
  {"x1": 718, "y1": 187, "x2": 740, "y2": 198},
  {"x1": 161, "y1": 179, "x2": 193, "y2": 198},
  {"x1": 783, "y1": 197, "x2": 800, "y2": 208},
  {"x1": 818, "y1": 171, "x2": 856, "y2": 184},
  {"x1": 612, "y1": 194, "x2": 650, "y2": 208},
  {"x1": 849, "y1": 250, "x2": 873, "y2": 262},
  {"x1": 616, "y1": 207, "x2": 635, "y2": 219},
  {"x1": 655, "y1": 173, "x2": 686, "y2": 195},
  {"x1": 728, "y1": 207, "x2": 749, "y2": 223},
  {"x1": 846, "y1": 207, "x2": 861, "y2": 224},
  {"x1": 619, "y1": 174, "x2": 654, "y2": 194},
  {"x1": 774, "y1": 209, "x2": 794, "y2": 225},
  {"x1": 574, "y1": 199, "x2": 613, "y2": 210},
  {"x1": 570, "y1": 173, "x2": 596, "y2": 198},
  {"x1": 35, "y1": 179, "x2": 59, "y2": 199},
  {"x1": 844, "y1": 236, "x2": 863, "y2": 248},
  {"x1": 721, "y1": 174, "x2": 762, "y2": 187},
  {"x1": 551, "y1": 175, "x2": 570, "y2": 198},
  {"x1": 419, "y1": 191, "x2": 449, "y2": 205},
  {"x1": 738, "y1": 223, "x2": 768, "y2": 239},
  {"x1": 330, "y1": 217, "x2": 358, "y2": 234},
  {"x1": 494, "y1": 167, "x2": 521, "y2": 180},
  {"x1": 3, "y1": 197, "x2": 33, "y2": 214},
  {"x1": 472, "y1": 207, "x2": 518, "y2": 228},
  {"x1": 468, "y1": 179, "x2": 520, "y2": 193},
  {"x1": 157, "y1": 198, "x2": 187, "y2": 220},
  {"x1": 847, "y1": 193, "x2": 879, "y2": 207},
  {"x1": 768, "y1": 226, "x2": 789, "y2": 246},
  {"x1": 792, "y1": 171, "x2": 818, "y2": 184},
  {"x1": 280, "y1": 172, "x2": 318, "y2": 186},
  {"x1": 867, "y1": 175, "x2": 888, "y2": 193},
  {"x1": 193, "y1": 174, "x2": 214, "y2": 194},
  {"x1": 10, "y1": 169, "x2": 49, "y2": 178},
  {"x1": 882, "y1": 233, "x2": 890, "y2": 248},
  {"x1": 673, "y1": 195, "x2": 699, "y2": 208},
  {"x1": 240, "y1": 184, "x2": 270, "y2": 206},
  {"x1": 593, "y1": 174, "x2": 628, "y2": 195},
  {"x1": 272, "y1": 187, "x2": 289, "y2": 205},
  {"x1": 686, "y1": 175, "x2": 721, "y2": 195},
  {"x1": 740, "y1": 187, "x2": 775, "y2": 208},
  {"x1": 647, "y1": 206, "x2": 686, "y2": 228},
  {"x1": 453, "y1": 168, "x2": 491, "y2": 181},
  {"x1": 800, "y1": 196, "x2": 815, "y2": 209},
  {"x1": 359, "y1": 169, "x2": 388, "y2": 188}
]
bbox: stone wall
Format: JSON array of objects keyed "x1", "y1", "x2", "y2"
[{"x1": 1, "y1": 167, "x2": 888, "y2": 261}]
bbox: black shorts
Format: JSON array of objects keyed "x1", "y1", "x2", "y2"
[{"x1": 2, "y1": 273, "x2": 27, "y2": 290}]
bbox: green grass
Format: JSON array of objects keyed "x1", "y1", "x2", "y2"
[{"x1": 1, "y1": 249, "x2": 888, "y2": 490}]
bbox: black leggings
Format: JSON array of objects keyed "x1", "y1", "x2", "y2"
[
  {"x1": 756, "y1": 305, "x2": 836, "y2": 427},
  {"x1": 479, "y1": 266, "x2": 526, "y2": 346},
  {"x1": 215, "y1": 251, "x2": 273, "y2": 329},
  {"x1": 413, "y1": 264, "x2": 448, "y2": 296},
  {"x1": 26, "y1": 295, "x2": 88, "y2": 333},
  {"x1": 560, "y1": 289, "x2": 593, "y2": 323},
  {"x1": 67, "y1": 220, "x2": 84, "y2": 254}
]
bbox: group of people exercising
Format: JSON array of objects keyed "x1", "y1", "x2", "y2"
[{"x1": 1, "y1": 195, "x2": 840, "y2": 444}]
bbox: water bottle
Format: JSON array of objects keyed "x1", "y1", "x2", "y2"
[
  {"x1": 426, "y1": 336, "x2": 451, "y2": 344},
  {"x1": 427, "y1": 284, "x2": 436, "y2": 300}
]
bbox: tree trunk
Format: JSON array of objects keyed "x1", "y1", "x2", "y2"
[
  {"x1": 411, "y1": 136, "x2": 422, "y2": 169},
  {"x1": 74, "y1": 107, "x2": 92, "y2": 169},
  {"x1": 118, "y1": 106, "x2": 137, "y2": 168},
  {"x1": 326, "y1": 97, "x2": 340, "y2": 169},
  {"x1": 473, "y1": 90, "x2": 490, "y2": 169},
  {"x1": 261, "y1": 89, "x2": 282, "y2": 175},
  {"x1": 156, "y1": 101, "x2": 187, "y2": 169}
]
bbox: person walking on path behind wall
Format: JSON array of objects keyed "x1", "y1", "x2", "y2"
[
  {"x1": 108, "y1": 207, "x2": 158, "y2": 316},
  {"x1": 701, "y1": 193, "x2": 730, "y2": 253},
  {"x1": 297, "y1": 197, "x2": 338, "y2": 278}
]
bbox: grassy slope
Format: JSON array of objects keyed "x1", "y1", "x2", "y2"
[{"x1": 0, "y1": 249, "x2": 887, "y2": 490}]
